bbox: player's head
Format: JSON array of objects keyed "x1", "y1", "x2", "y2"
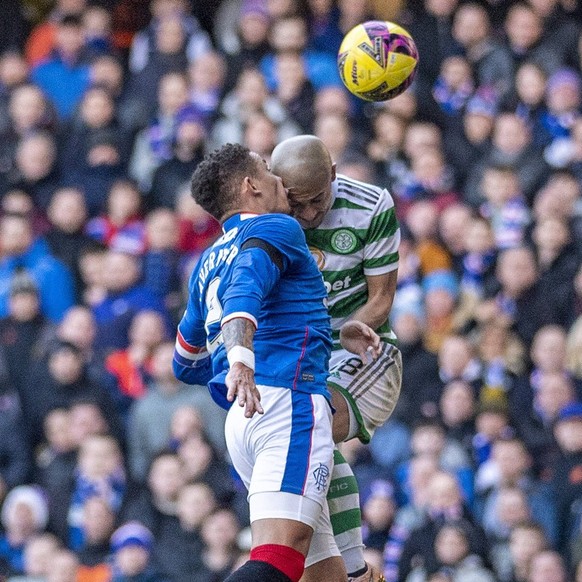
[
  {"x1": 271, "y1": 135, "x2": 335, "y2": 229},
  {"x1": 190, "y1": 143, "x2": 289, "y2": 222}
]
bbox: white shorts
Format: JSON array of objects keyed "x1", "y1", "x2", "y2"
[
  {"x1": 224, "y1": 385, "x2": 335, "y2": 528},
  {"x1": 328, "y1": 341, "x2": 402, "y2": 443}
]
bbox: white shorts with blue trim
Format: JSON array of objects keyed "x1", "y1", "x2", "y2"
[{"x1": 224, "y1": 384, "x2": 340, "y2": 566}]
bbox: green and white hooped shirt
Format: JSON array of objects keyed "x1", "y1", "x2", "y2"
[{"x1": 304, "y1": 174, "x2": 401, "y2": 351}]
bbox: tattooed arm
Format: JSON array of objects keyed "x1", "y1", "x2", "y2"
[{"x1": 222, "y1": 318, "x2": 264, "y2": 418}]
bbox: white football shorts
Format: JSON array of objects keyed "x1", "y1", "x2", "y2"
[{"x1": 328, "y1": 341, "x2": 403, "y2": 443}]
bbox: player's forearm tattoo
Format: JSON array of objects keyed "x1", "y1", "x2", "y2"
[{"x1": 222, "y1": 318, "x2": 255, "y2": 351}]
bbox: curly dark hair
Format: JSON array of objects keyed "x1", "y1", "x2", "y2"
[{"x1": 190, "y1": 143, "x2": 258, "y2": 220}]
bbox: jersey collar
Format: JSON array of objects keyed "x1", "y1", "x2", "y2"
[{"x1": 222, "y1": 213, "x2": 258, "y2": 233}]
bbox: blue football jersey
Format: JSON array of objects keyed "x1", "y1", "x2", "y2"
[{"x1": 173, "y1": 212, "x2": 332, "y2": 409}]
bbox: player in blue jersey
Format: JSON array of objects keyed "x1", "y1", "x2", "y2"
[{"x1": 173, "y1": 144, "x2": 378, "y2": 582}]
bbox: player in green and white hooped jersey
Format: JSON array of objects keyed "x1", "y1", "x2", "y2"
[{"x1": 272, "y1": 136, "x2": 402, "y2": 582}]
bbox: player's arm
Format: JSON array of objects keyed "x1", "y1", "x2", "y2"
[
  {"x1": 173, "y1": 302, "x2": 212, "y2": 386},
  {"x1": 221, "y1": 235, "x2": 286, "y2": 418},
  {"x1": 351, "y1": 188, "x2": 400, "y2": 331},
  {"x1": 350, "y1": 270, "x2": 398, "y2": 330}
]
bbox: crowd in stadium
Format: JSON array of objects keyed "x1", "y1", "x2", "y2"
[{"x1": 0, "y1": 0, "x2": 581, "y2": 580}]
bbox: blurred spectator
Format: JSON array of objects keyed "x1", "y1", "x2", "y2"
[
  {"x1": 7, "y1": 532, "x2": 61, "y2": 582},
  {"x1": 0, "y1": 84, "x2": 55, "y2": 176},
  {"x1": 154, "y1": 482, "x2": 215, "y2": 579},
  {"x1": 25, "y1": 0, "x2": 87, "y2": 66},
  {"x1": 210, "y1": 66, "x2": 300, "y2": 150},
  {"x1": 109, "y1": 521, "x2": 163, "y2": 582},
  {"x1": 219, "y1": 0, "x2": 271, "y2": 85},
  {"x1": 406, "y1": 521, "x2": 496, "y2": 582},
  {"x1": 485, "y1": 487, "x2": 531, "y2": 582},
  {"x1": 192, "y1": 508, "x2": 241, "y2": 581},
  {"x1": 46, "y1": 549, "x2": 79, "y2": 582},
  {"x1": 177, "y1": 433, "x2": 236, "y2": 505},
  {"x1": 478, "y1": 164, "x2": 530, "y2": 250},
  {"x1": 361, "y1": 479, "x2": 397, "y2": 552},
  {"x1": 0, "y1": 485, "x2": 49, "y2": 574},
  {"x1": 464, "y1": 113, "x2": 548, "y2": 206},
  {"x1": 532, "y1": 217, "x2": 580, "y2": 327},
  {"x1": 68, "y1": 434, "x2": 125, "y2": 551},
  {"x1": 476, "y1": 437, "x2": 557, "y2": 545},
  {"x1": 128, "y1": 0, "x2": 211, "y2": 75},
  {"x1": 406, "y1": 0, "x2": 459, "y2": 110},
  {"x1": 0, "y1": 272, "x2": 54, "y2": 395},
  {"x1": 81, "y1": 5, "x2": 115, "y2": 61},
  {"x1": 503, "y1": 3, "x2": 562, "y2": 76},
  {"x1": 274, "y1": 51, "x2": 316, "y2": 132},
  {"x1": 126, "y1": 15, "x2": 191, "y2": 124},
  {"x1": 367, "y1": 110, "x2": 409, "y2": 193},
  {"x1": 0, "y1": 376, "x2": 31, "y2": 494},
  {"x1": 34, "y1": 408, "x2": 77, "y2": 543},
  {"x1": 508, "y1": 521, "x2": 548, "y2": 582},
  {"x1": 128, "y1": 342, "x2": 225, "y2": 483},
  {"x1": 503, "y1": 61, "x2": 548, "y2": 148},
  {"x1": 451, "y1": 3, "x2": 513, "y2": 98},
  {"x1": 439, "y1": 380, "x2": 476, "y2": 456},
  {"x1": 86, "y1": 180, "x2": 145, "y2": 254},
  {"x1": 91, "y1": 251, "x2": 170, "y2": 351},
  {"x1": 7, "y1": 132, "x2": 60, "y2": 211},
  {"x1": 23, "y1": 341, "x2": 121, "y2": 447},
  {"x1": 432, "y1": 55, "x2": 475, "y2": 120},
  {"x1": 527, "y1": 550, "x2": 568, "y2": 582},
  {"x1": 149, "y1": 113, "x2": 205, "y2": 209},
  {"x1": 173, "y1": 188, "x2": 221, "y2": 258},
  {"x1": 129, "y1": 72, "x2": 194, "y2": 191},
  {"x1": 60, "y1": 86, "x2": 126, "y2": 186},
  {"x1": 397, "y1": 471, "x2": 488, "y2": 582},
  {"x1": 242, "y1": 111, "x2": 278, "y2": 161},
  {"x1": 314, "y1": 112, "x2": 356, "y2": 167},
  {"x1": 446, "y1": 91, "x2": 498, "y2": 191},
  {"x1": 515, "y1": 371, "x2": 575, "y2": 474},
  {"x1": 104, "y1": 310, "x2": 166, "y2": 418},
  {"x1": 551, "y1": 402, "x2": 582, "y2": 554},
  {"x1": 477, "y1": 246, "x2": 560, "y2": 347},
  {"x1": 0, "y1": 213, "x2": 74, "y2": 322},
  {"x1": 188, "y1": 50, "x2": 227, "y2": 121},
  {"x1": 76, "y1": 496, "x2": 115, "y2": 582},
  {"x1": 260, "y1": 14, "x2": 341, "y2": 91},
  {"x1": 31, "y1": 14, "x2": 91, "y2": 121},
  {"x1": 142, "y1": 210, "x2": 182, "y2": 317},
  {"x1": 45, "y1": 187, "x2": 94, "y2": 295}
]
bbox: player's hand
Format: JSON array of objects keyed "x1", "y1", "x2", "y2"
[
  {"x1": 340, "y1": 321, "x2": 381, "y2": 361},
  {"x1": 225, "y1": 362, "x2": 264, "y2": 418}
]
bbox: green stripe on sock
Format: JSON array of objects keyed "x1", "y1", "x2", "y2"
[
  {"x1": 327, "y1": 476, "x2": 360, "y2": 498},
  {"x1": 330, "y1": 508, "x2": 362, "y2": 536}
]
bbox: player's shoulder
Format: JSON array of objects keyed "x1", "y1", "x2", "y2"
[
  {"x1": 335, "y1": 174, "x2": 393, "y2": 211},
  {"x1": 243, "y1": 213, "x2": 303, "y2": 241}
]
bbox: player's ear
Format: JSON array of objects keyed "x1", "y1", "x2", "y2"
[
  {"x1": 331, "y1": 163, "x2": 337, "y2": 182},
  {"x1": 242, "y1": 176, "x2": 261, "y2": 197}
]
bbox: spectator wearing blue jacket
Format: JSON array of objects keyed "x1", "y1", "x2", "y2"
[
  {"x1": 92, "y1": 250, "x2": 171, "y2": 352},
  {"x1": 31, "y1": 14, "x2": 91, "y2": 120},
  {"x1": 0, "y1": 213, "x2": 75, "y2": 322}
]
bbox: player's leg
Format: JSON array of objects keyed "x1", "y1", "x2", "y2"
[
  {"x1": 325, "y1": 343, "x2": 401, "y2": 581},
  {"x1": 300, "y1": 497, "x2": 347, "y2": 581},
  {"x1": 224, "y1": 386, "x2": 340, "y2": 582}
]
